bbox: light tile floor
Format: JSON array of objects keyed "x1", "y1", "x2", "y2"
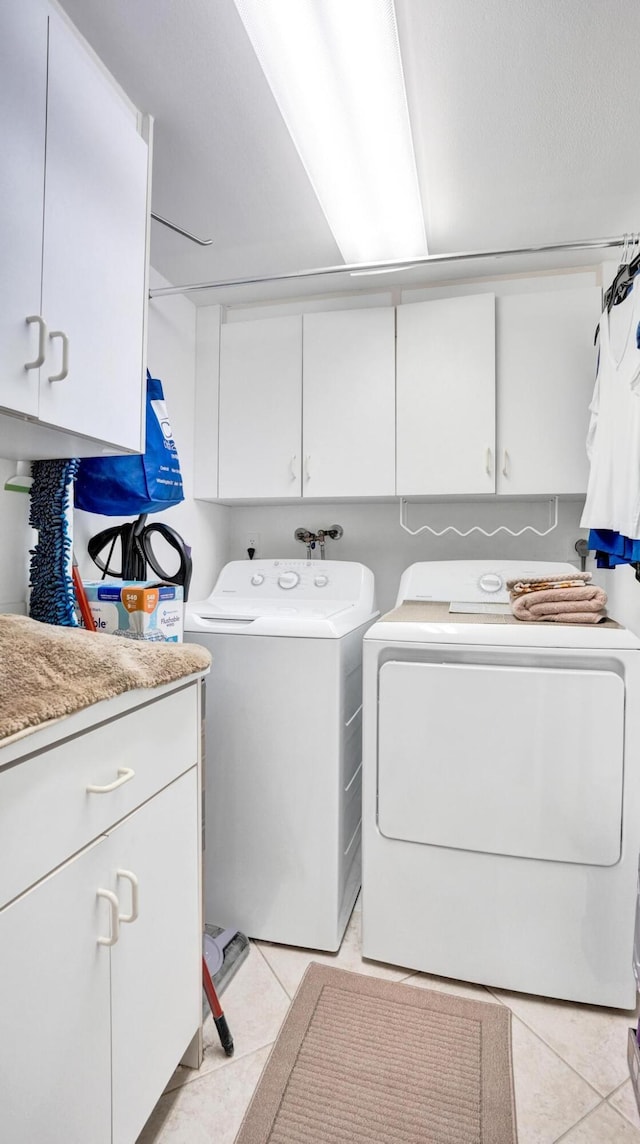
[{"x1": 138, "y1": 899, "x2": 640, "y2": 1143}]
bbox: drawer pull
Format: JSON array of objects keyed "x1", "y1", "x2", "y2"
[
  {"x1": 87, "y1": 767, "x2": 135, "y2": 794},
  {"x1": 117, "y1": 869, "x2": 139, "y2": 923},
  {"x1": 96, "y1": 889, "x2": 120, "y2": 946}
]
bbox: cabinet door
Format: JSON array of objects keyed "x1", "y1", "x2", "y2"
[
  {"x1": 0, "y1": 0, "x2": 48, "y2": 416},
  {"x1": 396, "y1": 295, "x2": 496, "y2": 495},
  {"x1": 496, "y1": 287, "x2": 602, "y2": 494},
  {"x1": 219, "y1": 315, "x2": 302, "y2": 498},
  {"x1": 38, "y1": 11, "x2": 148, "y2": 449},
  {"x1": 303, "y1": 308, "x2": 396, "y2": 497},
  {"x1": 110, "y1": 769, "x2": 200, "y2": 1144},
  {"x1": 0, "y1": 839, "x2": 111, "y2": 1144}
]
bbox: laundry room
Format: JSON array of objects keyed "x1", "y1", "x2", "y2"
[{"x1": 3, "y1": 2, "x2": 640, "y2": 1143}]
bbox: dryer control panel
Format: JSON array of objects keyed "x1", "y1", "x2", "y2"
[{"x1": 396, "y1": 560, "x2": 579, "y2": 605}]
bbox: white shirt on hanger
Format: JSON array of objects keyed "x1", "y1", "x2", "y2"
[{"x1": 580, "y1": 283, "x2": 640, "y2": 538}]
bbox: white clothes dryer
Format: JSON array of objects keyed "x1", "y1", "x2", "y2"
[
  {"x1": 362, "y1": 560, "x2": 640, "y2": 1007},
  {"x1": 185, "y1": 559, "x2": 377, "y2": 951}
]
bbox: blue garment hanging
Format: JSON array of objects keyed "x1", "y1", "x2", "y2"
[{"x1": 588, "y1": 528, "x2": 640, "y2": 567}]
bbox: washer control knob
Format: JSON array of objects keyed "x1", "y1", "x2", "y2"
[
  {"x1": 250, "y1": 573, "x2": 265, "y2": 586},
  {"x1": 478, "y1": 572, "x2": 503, "y2": 593},
  {"x1": 278, "y1": 571, "x2": 300, "y2": 590},
  {"x1": 314, "y1": 575, "x2": 329, "y2": 588}
]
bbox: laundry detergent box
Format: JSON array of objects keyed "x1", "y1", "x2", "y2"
[{"x1": 83, "y1": 581, "x2": 184, "y2": 642}]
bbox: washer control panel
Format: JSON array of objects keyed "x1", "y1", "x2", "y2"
[{"x1": 212, "y1": 558, "x2": 373, "y2": 606}]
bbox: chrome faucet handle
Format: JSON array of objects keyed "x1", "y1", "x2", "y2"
[
  {"x1": 574, "y1": 538, "x2": 589, "y2": 572},
  {"x1": 294, "y1": 527, "x2": 315, "y2": 560}
]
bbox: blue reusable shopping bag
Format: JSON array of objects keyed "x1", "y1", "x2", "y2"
[{"x1": 75, "y1": 371, "x2": 184, "y2": 515}]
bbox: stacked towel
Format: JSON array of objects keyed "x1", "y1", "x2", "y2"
[{"x1": 506, "y1": 572, "x2": 608, "y2": 624}]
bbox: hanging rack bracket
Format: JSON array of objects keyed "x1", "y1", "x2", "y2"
[
  {"x1": 399, "y1": 497, "x2": 559, "y2": 539},
  {"x1": 150, "y1": 212, "x2": 214, "y2": 247}
]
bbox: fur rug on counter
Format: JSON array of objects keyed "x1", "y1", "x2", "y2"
[{"x1": 0, "y1": 614, "x2": 211, "y2": 741}]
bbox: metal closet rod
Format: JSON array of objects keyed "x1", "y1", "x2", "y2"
[{"x1": 148, "y1": 234, "x2": 626, "y2": 298}]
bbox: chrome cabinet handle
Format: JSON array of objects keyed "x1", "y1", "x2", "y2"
[
  {"x1": 289, "y1": 454, "x2": 298, "y2": 482},
  {"x1": 96, "y1": 889, "x2": 120, "y2": 946},
  {"x1": 304, "y1": 455, "x2": 311, "y2": 482},
  {"x1": 117, "y1": 869, "x2": 139, "y2": 923},
  {"x1": 86, "y1": 767, "x2": 135, "y2": 794},
  {"x1": 48, "y1": 330, "x2": 69, "y2": 381},
  {"x1": 485, "y1": 447, "x2": 493, "y2": 477},
  {"x1": 502, "y1": 449, "x2": 510, "y2": 478},
  {"x1": 24, "y1": 315, "x2": 47, "y2": 370}
]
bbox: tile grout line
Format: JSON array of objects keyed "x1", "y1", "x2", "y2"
[
  {"x1": 552, "y1": 1096, "x2": 632, "y2": 1142},
  {"x1": 164, "y1": 1040, "x2": 276, "y2": 1097},
  {"x1": 252, "y1": 939, "x2": 297, "y2": 1002},
  {"x1": 483, "y1": 987, "x2": 626, "y2": 1100},
  {"x1": 606, "y1": 1078, "x2": 640, "y2": 1129},
  {"x1": 552, "y1": 1096, "x2": 608, "y2": 1142}
]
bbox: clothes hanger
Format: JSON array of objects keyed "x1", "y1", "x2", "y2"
[
  {"x1": 604, "y1": 233, "x2": 632, "y2": 312},
  {"x1": 596, "y1": 234, "x2": 638, "y2": 343}
]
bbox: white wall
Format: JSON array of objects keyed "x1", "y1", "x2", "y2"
[
  {"x1": 74, "y1": 268, "x2": 229, "y2": 602},
  {"x1": 0, "y1": 461, "x2": 31, "y2": 611},
  {"x1": 227, "y1": 498, "x2": 587, "y2": 614}
]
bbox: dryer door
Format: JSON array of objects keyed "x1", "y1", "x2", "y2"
[{"x1": 378, "y1": 660, "x2": 624, "y2": 865}]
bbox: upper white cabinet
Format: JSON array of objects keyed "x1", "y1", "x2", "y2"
[
  {"x1": 219, "y1": 315, "x2": 302, "y2": 499},
  {"x1": 0, "y1": 1, "x2": 150, "y2": 459},
  {"x1": 496, "y1": 287, "x2": 602, "y2": 495},
  {"x1": 0, "y1": 0, "x2": 48, "y2": 421},
  {"x1": 204, "y1": 283, "x2": 601, "y2": 502},
  {"x1": 396, "y1": 295, "x2": 496, "y2": 495},
  {"x1": 218, "y1": 306, "x2": 396, "y2": 500},
  {"x1": 303, "y1": 308, "x2": 395, "y2": 498}
]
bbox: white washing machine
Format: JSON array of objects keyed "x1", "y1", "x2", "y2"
[
  {"x1": 362, "y1": 559, "x2": 640, "y2": 1007},
  {"x1": 185, "y1": 559, "x2": 377, "y2": 951}
]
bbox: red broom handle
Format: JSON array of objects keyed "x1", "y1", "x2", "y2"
[{"x1": 72, "y1": 563, "x2": 97, "y2": 632}]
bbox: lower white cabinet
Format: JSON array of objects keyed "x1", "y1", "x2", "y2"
[{"x1": 0, "y1": 680, "x2": 203, "y2": 1144}]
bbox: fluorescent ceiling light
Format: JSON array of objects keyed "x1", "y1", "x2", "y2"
[{"x1": 232, "y1": 0, "x2": 428, "y2": 264}]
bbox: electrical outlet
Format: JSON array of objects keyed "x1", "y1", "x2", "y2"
[{"x1": 245, "y1": 532, "x2": 260, "y2": 556}]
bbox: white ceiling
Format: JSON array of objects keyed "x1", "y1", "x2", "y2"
[{"x1": 58, "y1": 0, "x2": 640, "y2": 304}]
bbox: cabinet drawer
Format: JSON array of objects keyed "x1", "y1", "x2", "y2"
[{"x1": 0, "y1": 685, "x2": 199, "y2": 908}]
